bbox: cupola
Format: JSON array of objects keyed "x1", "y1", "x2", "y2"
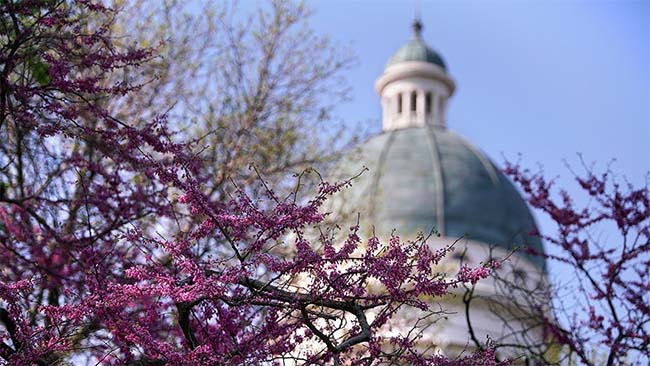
[{"x1": 375, "y1": 19, "x2": 456, "y2": 131}]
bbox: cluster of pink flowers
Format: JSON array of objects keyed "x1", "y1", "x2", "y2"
[{"x1": 456, "y1": 265, "x2": 492, "y2": 285}]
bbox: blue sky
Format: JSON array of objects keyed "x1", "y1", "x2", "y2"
[
  {"x1": 237, "y1": 0, "x2": 648, "y2": 253},
  {"x1": 304, "y1": 0, "x2": 649, "y2": 255},
  {"x1": 308, "y1": 0, "x2": 648, "y2": 182}
]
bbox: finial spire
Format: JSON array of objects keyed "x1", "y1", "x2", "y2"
[
  {"x1": 412, "y1": 18, "x2": 423, "y2": 39},
  {"x1": 413, "y1": 0, "x2": 422, "y2": 38}
]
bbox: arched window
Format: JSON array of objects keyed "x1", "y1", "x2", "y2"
[
  {"x1": 397, "y1": 93, "x2": 402, "y2": 114},
  {"x1": 513, "y1": 269, "x2": 527, "y2": 284},
  {"x1": 410, "y1": 91, "x2": 417, "y2": 112},
  {"x1": 425, "y1": 92, "x2": 432, "y2": 114},
  {"x1": 453, "y1": 251, "x2": 468, "y2": 263}
]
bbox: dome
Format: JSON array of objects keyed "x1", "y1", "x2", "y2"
[
  {"x1": 386, "y1": 38, "x2": 447, "y2": 71},
  {"x1": 386, "y1": 19, "x2": 447, "y2": 71},
  {"x1": 336, "y1": 126, "x2": 544, "y2": 269}
]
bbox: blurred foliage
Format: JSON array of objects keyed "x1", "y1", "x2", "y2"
[{"x1": 107, "y1": 0, "x2": 358, "y2": 200}]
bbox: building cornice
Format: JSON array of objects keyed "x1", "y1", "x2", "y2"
[{"x1": 375, "y1": 61, "x2": 456, "y2": 96}]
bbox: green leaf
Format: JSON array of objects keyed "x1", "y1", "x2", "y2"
[{"x1": 31, "y1": 58, "x2": 50, "y2": 86}]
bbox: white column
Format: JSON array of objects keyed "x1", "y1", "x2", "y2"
[
  {"x1": 439, "y1": 95, "x2": 446, "y2": 126},
  {"x1": 417, "y1": 90, "x2": 425, "y2": 127}
]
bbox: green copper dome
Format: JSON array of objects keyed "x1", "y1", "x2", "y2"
[
  {"x1": 386, "y1": 39, "x2": 447, "y2": 70},
  {"x1": 386, "y1": 20, "x2": 447, "y2": 71},
  {"x1": 335, "y1": 126, "x2": 544, "y2": 269}
]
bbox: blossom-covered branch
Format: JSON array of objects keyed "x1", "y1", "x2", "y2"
[
  {"x1": 489, "y1": 161, "x2": 650, "y2": 365},
  {"x1": 0, "y1": 1, "x2": 505, "y2": 365}
]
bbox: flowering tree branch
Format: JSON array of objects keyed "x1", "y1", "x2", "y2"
[
  {"x1": 464, "y1": 161, "x2": 650, "y2": 365},
  {"x1": 0, "y1": 1, "x2": 507, "y2": 365}
]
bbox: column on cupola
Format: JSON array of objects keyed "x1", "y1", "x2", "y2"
[
  {"x1": 434, "y1": 93, "x2": 444, "y2": 127},
  {"x1": 416, "y1": 91, "x2": 425, "y2": 126}
]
